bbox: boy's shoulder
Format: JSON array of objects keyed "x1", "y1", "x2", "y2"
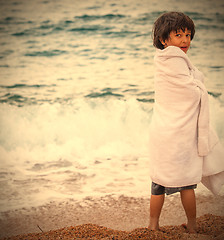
[
  {"x1": 156, "y1": 46, "x2": 185, "y2": 58},
  {"x1": 155, "y1": 46, "x2": 193, "y2": 69}
]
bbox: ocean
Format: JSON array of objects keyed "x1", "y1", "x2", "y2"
[{"x1": 0, "y1": 0, "x2": 224, "y2": 212}]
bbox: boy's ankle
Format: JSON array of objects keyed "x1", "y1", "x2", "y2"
[
  {"x1": 149, "y1": 217, "x2": 159, "y2": 230},
  {"x1": 187, "y1": 219, "x2": 197, "y2": 233}
]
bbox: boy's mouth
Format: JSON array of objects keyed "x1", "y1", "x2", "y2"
[{"x1": 180, "y1": 46, "x2": 188, "y2": 52}]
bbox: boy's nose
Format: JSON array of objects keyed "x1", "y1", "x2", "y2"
[
  {"x1": 182, "y1": 35, "x2": 189, "y2": 43},
  {"x1": 182, "y1": 37, "x2": 187, "y2": 43}
]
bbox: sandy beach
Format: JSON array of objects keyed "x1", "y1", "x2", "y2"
[{"x1": 1, "y1": 193, "x2": 223, "y2": 239}]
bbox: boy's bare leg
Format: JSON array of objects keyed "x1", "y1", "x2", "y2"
[
  {"x1": 149, "y1": 194, "x2": 165, "y2": 230},
  {"x1": 180, "y1": 189, "x2": 197, "y2": 233}
]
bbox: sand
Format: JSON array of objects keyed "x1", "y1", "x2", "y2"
[
  {"x1": 0, "y1": 194, "x2": 224, "y2": 239},
  {"x1": 2, "y1": 214, "x2": 224, "y2": 240}
]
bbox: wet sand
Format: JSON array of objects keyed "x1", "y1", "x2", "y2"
[{"x1": 0, "y1": 194, "x2": 224, "y2": 239}]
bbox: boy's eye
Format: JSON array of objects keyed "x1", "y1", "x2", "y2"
[{"x1": 175, "y1": 33, "x2": 191, "y2": 37}]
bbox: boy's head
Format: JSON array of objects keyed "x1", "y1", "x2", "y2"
[{"x1": 153, "y1": 12, "x2": 195, "y2": 50}]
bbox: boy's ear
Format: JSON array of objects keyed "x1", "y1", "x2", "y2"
[{"x1": 159, "y1": 38, "x2": 166, "y2": 46}]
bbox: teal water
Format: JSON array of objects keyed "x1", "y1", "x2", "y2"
[{"x1": 0, "y1": 0, "x2": 223, "y2": 211}]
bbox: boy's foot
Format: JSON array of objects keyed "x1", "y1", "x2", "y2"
[
  {"x1": 181, "y1": 223, "x2": 197, "y2": 234},
  {"x1": 148, "y1": 226, "x2": 159, "y2": 231}
]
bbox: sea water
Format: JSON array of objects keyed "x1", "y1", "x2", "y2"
[{"x1": 0, "y1": 0, "x2": 223, "y2": 212}]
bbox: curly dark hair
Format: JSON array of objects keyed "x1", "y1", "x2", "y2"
[{"x1": 153, "y1": 12, "x2": 195, "y2": 50}]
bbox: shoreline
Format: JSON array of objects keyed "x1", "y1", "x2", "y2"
[{"x1": 0, "y1": 193, "x2": 224, "y2": 239}]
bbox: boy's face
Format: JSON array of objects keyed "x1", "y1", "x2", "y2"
[{"x1": 161, "y1": 28, "x2": 191, "y2": 53}]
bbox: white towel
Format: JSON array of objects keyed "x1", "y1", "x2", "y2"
[{"x1": 149, "y1": 46, "x2": 224, "y2": 194}]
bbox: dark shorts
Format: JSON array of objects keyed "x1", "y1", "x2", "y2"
[{"x1": 151, "y1": 182, "x2": 197, "y2": 195}]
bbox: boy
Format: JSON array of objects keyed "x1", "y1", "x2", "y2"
[{"x1": 149, "y1": 12, "x2": 206, "y2": 233}]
